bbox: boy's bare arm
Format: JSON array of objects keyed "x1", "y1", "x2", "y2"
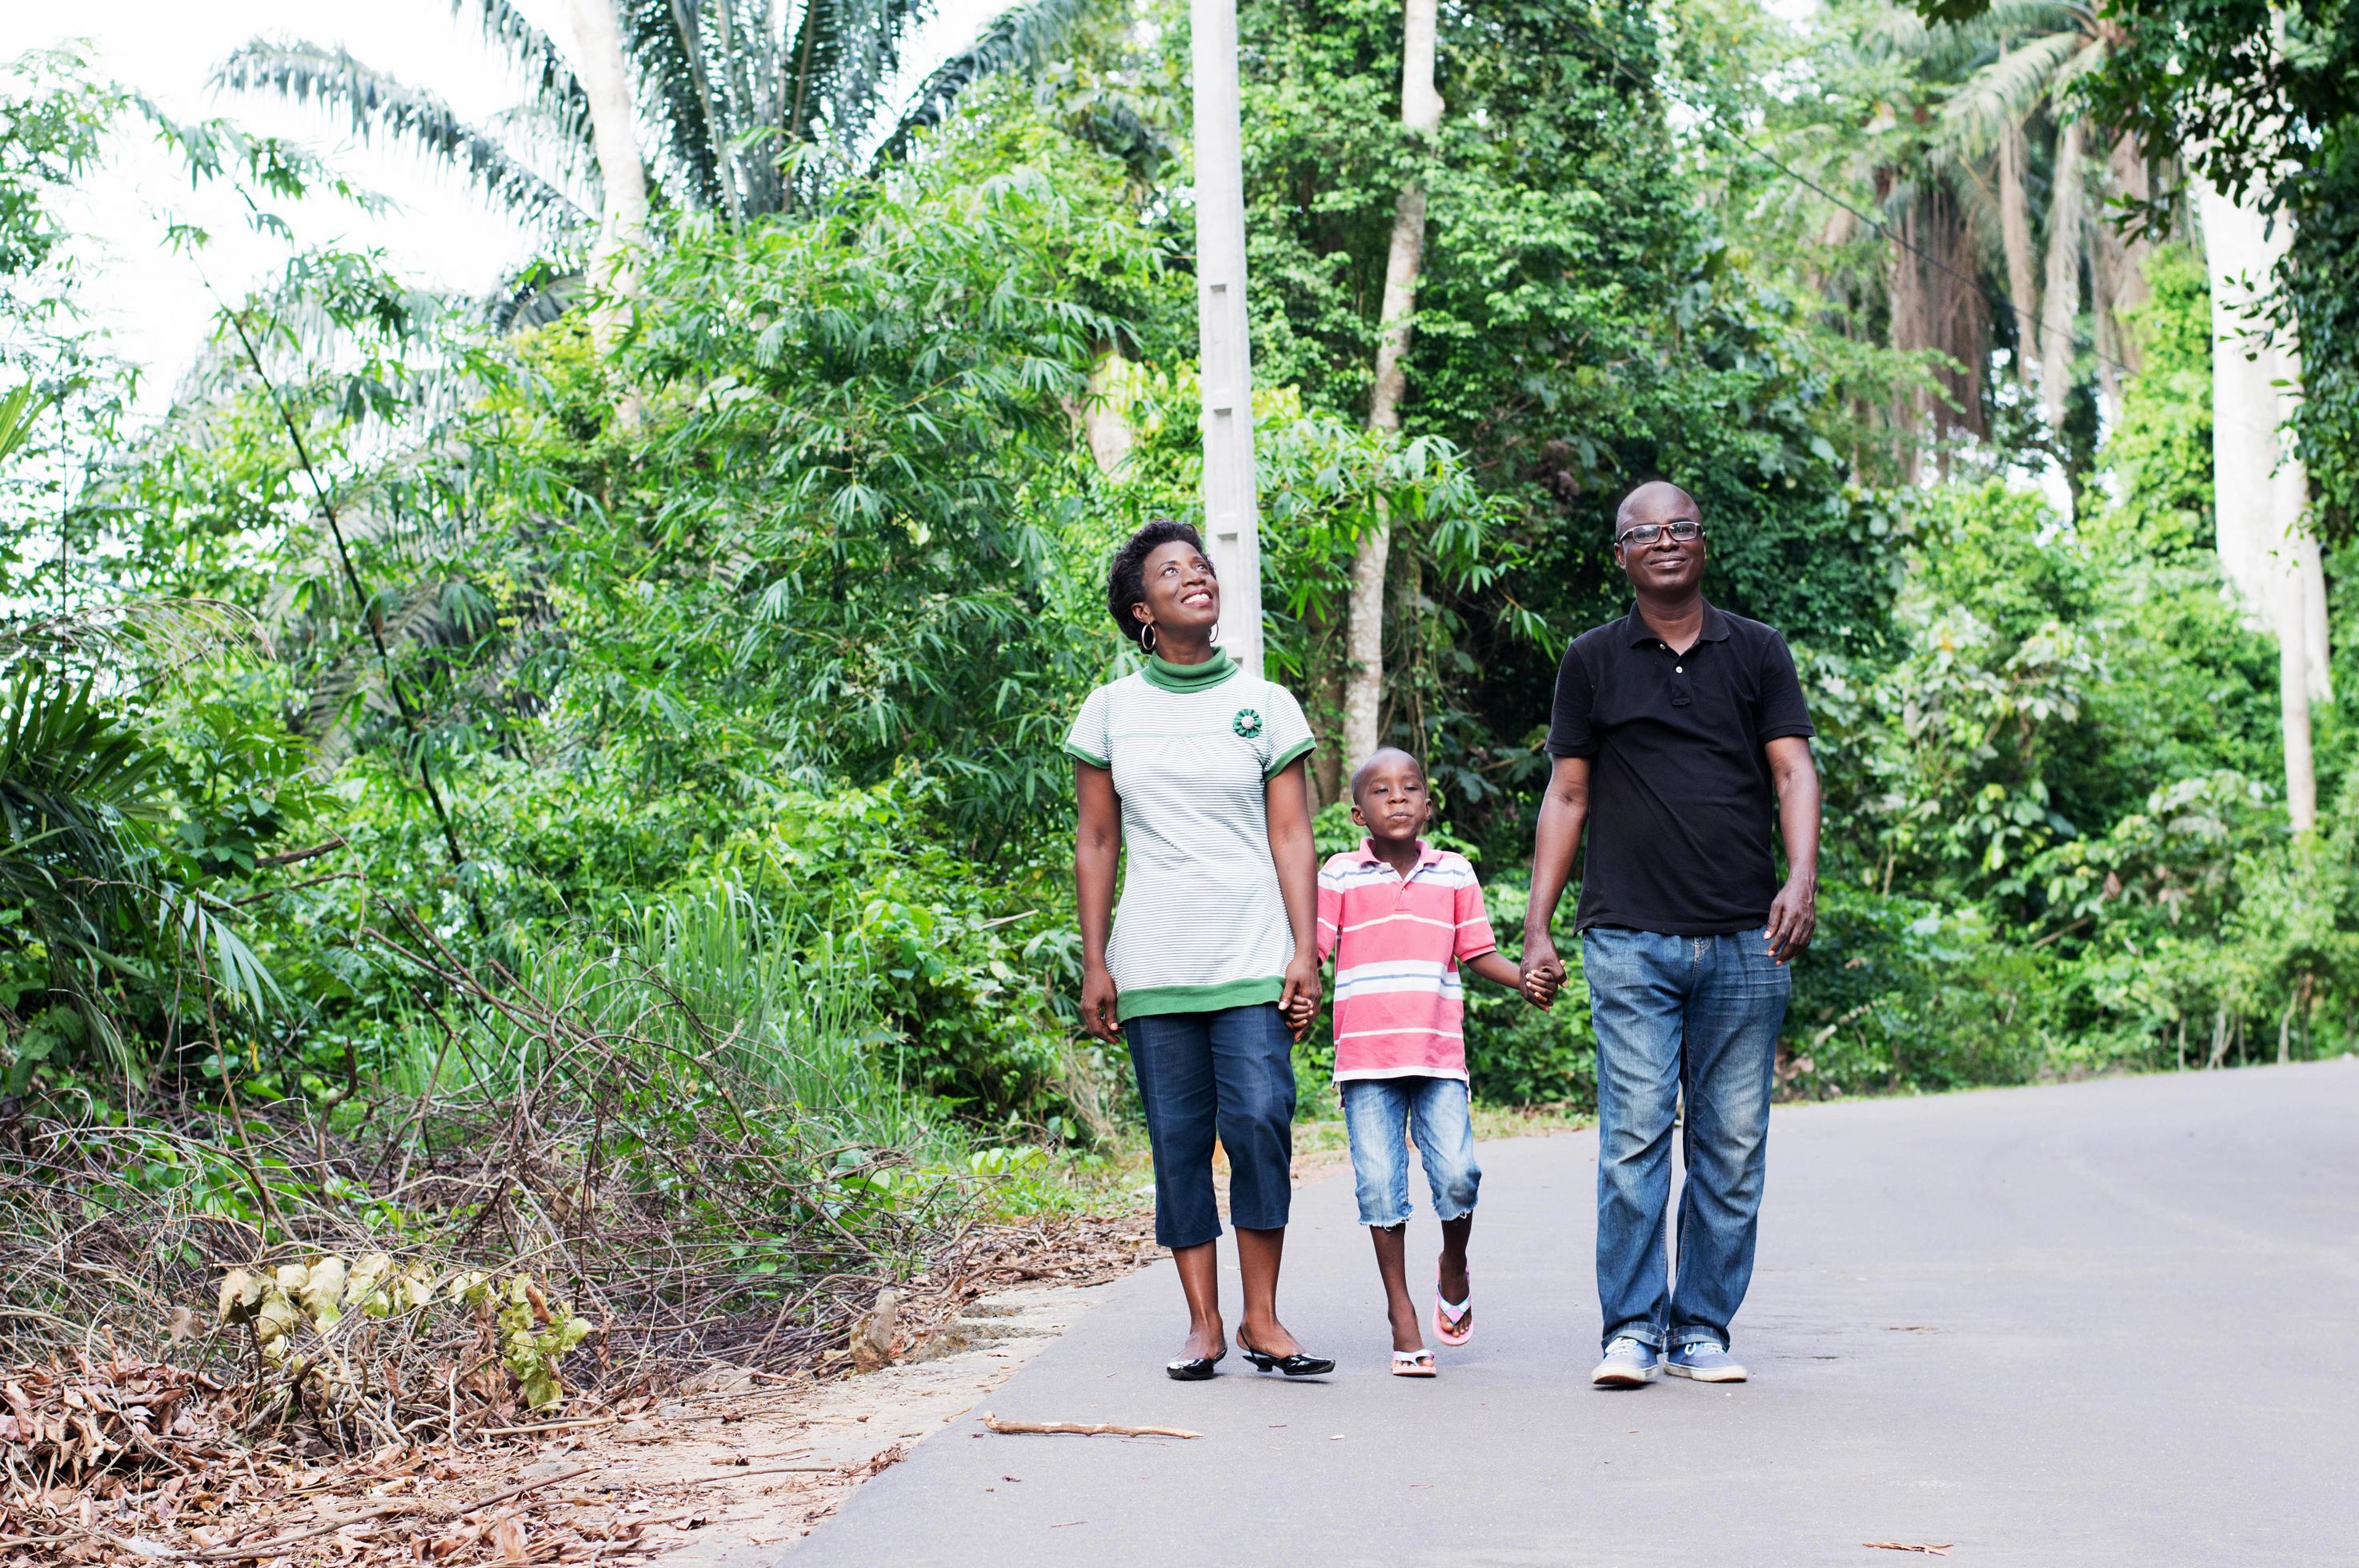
[{"x1": 1464, "y1": 950, "x2": 1524, "y2": 990}]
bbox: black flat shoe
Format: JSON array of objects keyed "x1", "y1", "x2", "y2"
[
  {"x1": 1236, "y1": 1334, "x2": 1334, "y2": 1378},
  {"x1": 1166, "y1": 1349, "x2": 1226, "y2": 1381}
]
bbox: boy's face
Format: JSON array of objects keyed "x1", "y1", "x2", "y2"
[{"x1": 1351, "y1": 755, "x2": 1432, "y2": 844}]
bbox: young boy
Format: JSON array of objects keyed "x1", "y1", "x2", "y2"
[{"x1": 1316, "y1": 747, "x2": 1551, "y2": 1375}]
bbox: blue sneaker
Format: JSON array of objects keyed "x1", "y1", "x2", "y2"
[
  {"x1": 1590, "y1": 1336, "x2": 1660, "y2": 1386},
  {"x1": 1665, "y1": 1340, "x2": 1748, "y2": 1382}
]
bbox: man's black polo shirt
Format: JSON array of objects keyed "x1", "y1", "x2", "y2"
[{"x1": 1544, "y1": 602, "x2": 1814, "y2": 935}]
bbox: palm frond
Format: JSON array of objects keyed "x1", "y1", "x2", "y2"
[
  {"x1": 780, "y1": 0, "x2": 931, "y2": 155},
  {"x1": 0, "y1": 674, "x2": 166, "y2": 1002},
  {"x1": 1865, "y1": 0, "x2": 2081, "y2": 72},
  {"x1": 450, "y1": 0, "x2": 599, "y2": 190},
  {"x1": 622, "y1": 0, "x2": 731, "y2": 214},
  {"x1": 1937, "y1": 30, "x2": 2085, "y2": 156},
  {"x1": 0, "y1": 384, "x2": 53, "y2": 466},
  {"x1": 213, "y1": 40, "x2": 590, "y2": 233},
  {"x1": 879, "y1": 0, "x2": 1094, "y2": 162},
  {"x1": 0, "y1": 601, "x2": 263, "y2": 684},
  {"x1": 483, "y1": 264, "x2": 582, "y2": 334}
]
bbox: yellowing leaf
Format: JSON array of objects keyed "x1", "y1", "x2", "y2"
[
  {"x1": 299, "y1": 1258, "x2": 347, "y2": 1326},
  {"x1": 345, "y1": 1253, "x2": 392, "y2": 1308},
  {"x1": 217, "y1": 1268, "x2": 268, "y2": 1324}
]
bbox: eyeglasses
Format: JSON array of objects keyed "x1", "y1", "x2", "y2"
[{"x1": 1615, "y1": 520, "x2": 1704, "y2": 548}]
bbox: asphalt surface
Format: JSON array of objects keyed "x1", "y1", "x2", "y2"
[{"x1": 785, "y1": 1060, "x2": 2359, "y2": 1566}]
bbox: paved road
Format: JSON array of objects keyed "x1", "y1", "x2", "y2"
[{"x1": 787, "y1": 1061, "x2": 2359, "y2": 1566}]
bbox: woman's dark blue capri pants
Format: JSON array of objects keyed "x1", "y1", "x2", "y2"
[{"x1": 1123, "y1": 1002, "x2": 1296, "y2": 1250}]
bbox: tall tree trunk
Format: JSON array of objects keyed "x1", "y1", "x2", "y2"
[
  {"x1": 2038, "y1": 118, "x2": 2088, "y2": 428},
  {"x1": 2198, "y1": 173, "x2": 2329, "y2": 830},
  {"x1": 2103, "y1": 132, "x2": 2154, "y2": 362},
  {"x1": 1887, "y1": 202, "x2": 1930, "y2": 485},
  {"x1": 1343, "y1": 0, "x2": 1442, "y2": 768},
  {"x1": 1997, "y1": 122, "x2": 2042, "y2": 389},
  {"x1": 2091, "y1": 133, "x2": 2157, "y2": 421},
  {"x1": 2093, "y1": 226, "x2": 2124, "y2": 420},
  {"x1": 570, "y1": 0, "x2": 651, "y2": 365},
  {"x1": 1080, "y1": 346, "x2": 1135, "y2": 475}
]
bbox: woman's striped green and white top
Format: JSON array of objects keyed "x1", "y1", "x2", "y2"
[{"x1": 1064, "y1": 652, "x2": 1316, "y2": 1022}]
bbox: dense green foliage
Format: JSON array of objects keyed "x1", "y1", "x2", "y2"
[
  {"x1": 2078, "y1": 0, "x2": 2359, "y2": 541},
  {"x1": 5, "y1": 0, "x2": 2357, "y2": 1190}
]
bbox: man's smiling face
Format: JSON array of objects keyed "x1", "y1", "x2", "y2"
[{"x1": 1613, "y1": 482, "x2": 1706, "y2": 596}]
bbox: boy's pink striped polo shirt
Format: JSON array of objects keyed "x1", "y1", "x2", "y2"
[{"x1": 1315, "y1": 839, "x2": 1498, "y2": 1082}]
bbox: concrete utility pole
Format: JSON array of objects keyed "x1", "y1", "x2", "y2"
[{"x1": 1190, "y1": 0, "x2": 1264, "y2": 677}]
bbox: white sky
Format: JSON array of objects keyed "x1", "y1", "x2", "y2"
[{"x1": 7, "y1": 0, "x2": 1003, "y2": 413}]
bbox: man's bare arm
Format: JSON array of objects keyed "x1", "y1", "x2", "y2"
[
  {"x1": 1763, "y1": 735, "x2": 1820, "y2": 964},
  {"x1": 1520, "y1": 754, "x2": 1591, "y2": 1006}
]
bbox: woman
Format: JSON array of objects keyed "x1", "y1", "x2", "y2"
[{"x1": 1066, "y1": 519, "x2": 1333, "y2": 1380}]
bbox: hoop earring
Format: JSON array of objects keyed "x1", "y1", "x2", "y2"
[
  {"x1": 1140, "y1": 622, "x2": 1157, "y2": 655},
  {"x1": 1208, "y1": 622, "x2": 1222, "y2": 649}
]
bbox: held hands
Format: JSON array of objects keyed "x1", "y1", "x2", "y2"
[
  {"x1": 1086, "y1": 958, "x2": 1321, "y2": 1043},
  {"x1": 1279, "y1": 951, "x2": 1322, "y2": 1042},
  {"x1": 1518, "y1": 932, "x2": 1567, "y2": 1011},
  {"x1": 1764, "y1": 874, "x2": 1817, "y2": 965}
]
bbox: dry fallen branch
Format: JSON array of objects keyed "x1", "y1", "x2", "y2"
[
  {"x1": 1863, "y1": 1543, "x2": 1955, "y2": 1557},
  {"x1": 981, "y1": 1411, "x2": 1200, "y2": 1440}
]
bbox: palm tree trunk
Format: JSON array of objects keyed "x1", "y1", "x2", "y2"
[
  {"x1": 1997, "y1": 123, "x2": 2042, "y2": 388},
  {"x1": 2197, "y1": 172, "x2": 2329, "y2": 829},
  {"x1": 570, "y1": 0, "x2": 651, "y2": 360},
  {"x1": 1887, "y1": 202, "x2": 1931, "y2": 485},
  {"x1": 2103, "y1": 132, "x2": 2153, "y2": 362},
  {"x1": 1343, "y1": 0, "x2": 1442, "y2": 768},
  {"x1": 2093, "y1": 226, "x2": 2124, "y2": 420},
  {"x1": 2038, "y1": 118, "x2": 2087, "y2": 428}
]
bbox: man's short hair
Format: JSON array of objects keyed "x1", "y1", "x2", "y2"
[{"x1": 1611, "y1": 478, "x2": 1700, "y2": 535}]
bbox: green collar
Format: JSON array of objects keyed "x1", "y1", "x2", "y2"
[{"x1": 1143, "y1": 650, "x2": 1238, "y2": 693}]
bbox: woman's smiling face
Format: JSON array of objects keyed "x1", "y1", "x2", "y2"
[{"x1": 1135, "y1": 539, "x2": 1221, "y2": 641}]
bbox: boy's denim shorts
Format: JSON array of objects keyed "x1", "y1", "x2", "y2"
[{"x1": 1341, "y1": 1075, "x2": 1481, "y2": 1228}]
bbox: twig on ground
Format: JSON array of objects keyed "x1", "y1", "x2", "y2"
[
  {"x1": 981, "y1": 1412, "x2": 1200, "y2": 1439},
  {"x1": 461, "y1": 1462, "x2": 602, "y2": 1514},
  {"x1": 476, "y1": 1415, "x2": 620, "y2": 1439},
  {"x1": 169, "y1": 1502, "x2": 419, "y2": 1561}
]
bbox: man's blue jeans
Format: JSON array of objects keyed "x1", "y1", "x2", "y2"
[{"x1": 1582, "y1": 925, "x2": 1790, "y2": 1353}]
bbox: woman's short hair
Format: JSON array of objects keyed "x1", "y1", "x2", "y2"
[{"x1": 1106, "y1": 518, "x2": 1208, "y2": 650}]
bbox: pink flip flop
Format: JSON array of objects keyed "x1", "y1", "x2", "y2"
[
  {"x1": 1434, "y1": 1278, "x2": 1472, "y2": 1346},
  {"x1": 1391, "y1": 1348, "x2": 1437, "y2": 1378}
]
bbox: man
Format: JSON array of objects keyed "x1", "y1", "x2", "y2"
[{"x1": 1521, "y1": 480, "x2": 1820, "y2": 1388}]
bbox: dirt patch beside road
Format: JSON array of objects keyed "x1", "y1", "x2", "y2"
[{"x1": 2, "y1": 1216, "x2": 1157, "y2": 1566}]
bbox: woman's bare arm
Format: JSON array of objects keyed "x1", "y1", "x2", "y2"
[
  {"x1": 1264, "y1": 758, "x2": 1321, "y2": 1038},
  {"x1": 1075, "y1": 761, "x2": 1123, "y2": 1042}
]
